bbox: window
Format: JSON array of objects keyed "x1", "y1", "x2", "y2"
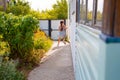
[
  {"x1": 96, "y1": 0, "x2": 104, "y2": 27},
  {"x1": 79, "y1": 0, "x2": 104, "y2": 29},
  {"x1": 80, "y1": 0, "x2": 86, "y2": 24},
  {"x1": 86, "y1": 0, "x2": 93, "y2": 26}
]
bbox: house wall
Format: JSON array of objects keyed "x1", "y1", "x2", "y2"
[
  {"x1": 75, "y1": 25, "x2": 103, "y2": 80},
  {"x1": 74, "y1": 24, "x2": 120, "y2": 80},
  {"x1": 69, "y1": 0, "x2": 120, "y2": 80},
  {"x1": 69, "y1": 0, "x2": 76, "y2": 76}
]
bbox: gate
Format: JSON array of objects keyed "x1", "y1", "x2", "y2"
[{"x1": 39, "y1": 19, "x2": 67, "y2": 40}]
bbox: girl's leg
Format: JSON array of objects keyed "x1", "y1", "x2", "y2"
[
  {"x1": 63, "y1": 37, "x2": 66, "y2": 44},
  {"x1": 57, "y1": 37, "x2": 61, "y2": 46}
]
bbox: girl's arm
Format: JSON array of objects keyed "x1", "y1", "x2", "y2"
[
  {"x1": 65, "y1": 25, "x2": 68, "y2": 29},
  {"x1": 59, "y1": 26, "x2": 61, "y2": 31}
]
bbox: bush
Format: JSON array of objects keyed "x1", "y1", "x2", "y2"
[
  {"x1": 28, "y1": 49, "x2": 45, "y2": 64},
  {"x1": 0, "y1": 12, "x2": 39, "y2": 63},
  {"x1": 27, "y1": 30, "x2": 53, "y2": 64},
  {"x1": 0, "y1": 41, "x2": 10, "y2": 56},
  {"x1": 0, "y1": 12, "x2": 53, "y2": 65},
  {"x1": 0, "y1": 57, "x2": 25, "y2": 80},
  {"x1": 34, "y1": 30, "x2": 52, "y2": 51}
]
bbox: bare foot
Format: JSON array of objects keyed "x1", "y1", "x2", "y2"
[{"x1": 63, "y1": 41, "x2": 66, "y2": 45}]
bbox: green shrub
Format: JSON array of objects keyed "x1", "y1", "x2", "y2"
[
  {"x1": 0, "y1": 41, "x2": 10, "y2": 56},
  {"x1": 0, "y1": 12, "x2": 53, "y2": 65},
  {"x1": 34, "y1": 30, "x2": 52, "y2": 51},
  {"x1": 0, "y1": 57, "x2": 25, "y2": 80},
  {"x1": 28, "y1": 30, "x2": 53, "y2": 64},
  {"x1": 0, "y1": 12, "x2": 39, "y2": 63},
  {"x1": 29, "y1": 49, "x2": 45, "y2": 64}
]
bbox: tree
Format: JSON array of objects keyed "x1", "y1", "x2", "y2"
[
  {"x1": 52, "y1": 0, "x2": 68, "y2": 19},
  {"x1": 39, "y1": 0, "x2": 68, "y2": 19},
  {"x1": 97, "y1": 11, "x2": 102, "y2": 20},
  {"x1": 6, "y1": 0, "x2": 30, "y2": 16},
  {"x1": 29, "y1": 10, "x2": 41, "y2": 19},
  {"x1": 87, "y1": 11, "x2": 92, "y2": 20}
]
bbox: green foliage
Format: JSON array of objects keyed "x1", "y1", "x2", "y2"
[
  {"x1": 39, "y1": 10, "x2": 57, "y2": 19},
  {"x1": 0, "y1": 0, "x2": 53, "y2": 77},
  {"x1": 19, "y1": 30, "x2": 53, "y2": 65},
  {"x1": 29, "y1": 10, "x2": 41, "y2": 19},
  {"x1": 40, "y1": 0, "x2": 68, "y2": 19},
  {"x1": 0, "y1": 57, "x2": 25, "y2": 80},
  {"x1": 29, "y1": 49, "x2": 45, "y2": 64},
  {"x1": 6, "y1": 0, "x2": 30, "y2": 16},
  {"x1": 0, "y1": 41, "x2": 9, "y2": 55},
  {"x1": 87, "y1": 11, "x2": 102, "y2": 21},
  {"x1": 0, "y1": 12, "x2": 39, "y2": 63},
  {"x1": 80, "y1": 2, "x2": 87, "y2": 20},
  {"x1": 87, "y1": 11, "x2": 92, "y2": 20},
  {"x1": 97, "y1": 11, "x2": 102, "y2": 20},
  {"x1": 0, "y1": 6, "x2": 4, "y2": 11},
  {"x1": 34, "y1": 31, "x2": 52, "y2": 51},
  {"x1": 3, "y1": 0, "x2": 68, "y2": 19},
  {"x1": 52, "y1": 0, "x2": 68, "y2": 19},
  {"x1": 0, "y1": 12, "x2": 52, "y2": 65},
  {"x1": 80, "y1": 1, "x2": 102, "y2": 21}
]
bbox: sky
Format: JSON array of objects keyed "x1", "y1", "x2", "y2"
[
  {"x1": 26, "y1": 0, "x2": 104, "y2": 12},
  {"x1": 26, "y1": 0, "x2": 57, "y2": 11},
  {"x1": 85, "y1": 0, "x2": 104, "y2": 12}
]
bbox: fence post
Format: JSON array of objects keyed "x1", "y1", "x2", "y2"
[
  {"x1": 48, "y1": 20, "x2": 51, "y2": 37},
  {"x1": 64, "y1": 19, "x2": 66, "y2": 25}
]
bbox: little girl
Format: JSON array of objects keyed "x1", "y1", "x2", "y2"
[{"x1": 57, "y1": 21, "x2": 67, "y2": 46}]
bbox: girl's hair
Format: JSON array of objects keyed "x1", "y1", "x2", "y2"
[
  {"x1": 60, "y1": 21, "x2": 64, "y2": 31},
  {"x1": 60, "y1": 21, "x2": 64, "y2": 24}
]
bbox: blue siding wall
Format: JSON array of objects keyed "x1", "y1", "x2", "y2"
[
  {"x1": 104, "y1": 44, "x2": 120, "y2": 80},
  {"x1": 74, "y1": 24, "x2": 120, "y2": 80},
  {"x1": 75, "y1": 24, "x2": 101, "y2": 80}
]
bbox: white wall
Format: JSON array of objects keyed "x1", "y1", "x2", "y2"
[{"x1": 69, "y1": 0, "x2": 77, "y2": 79}]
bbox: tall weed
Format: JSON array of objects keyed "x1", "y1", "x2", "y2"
[{"x1": 0, "y1": 57, "x2": 25, "y2": 80}]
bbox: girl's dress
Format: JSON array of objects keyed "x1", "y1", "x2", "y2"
[{"x1": 59, "y1": 28, "x2": 66, "y2": 39}]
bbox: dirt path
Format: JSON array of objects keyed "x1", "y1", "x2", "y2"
[{"x1": 28, "y1": 42, "x2": 75, "y2": 80}]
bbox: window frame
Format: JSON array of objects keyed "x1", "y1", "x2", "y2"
[{"x1": 77, "y1": 0, "x2": 103, "y2": 30}]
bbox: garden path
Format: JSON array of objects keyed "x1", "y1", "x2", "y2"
[{"x1": 28, "y1": 41, "x2": 75, "y2": 80}]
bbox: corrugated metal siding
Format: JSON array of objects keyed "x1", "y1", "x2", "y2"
[{"x1": 75, "y1": 24, "x2": 101, "y2": 80}]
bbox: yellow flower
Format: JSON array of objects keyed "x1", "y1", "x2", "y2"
[{"x1": 4, "y1": 56, "x2": 9, "y2": 61}]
